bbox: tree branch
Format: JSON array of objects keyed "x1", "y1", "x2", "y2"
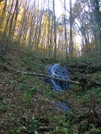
[{"x1": 15, "y1": 70, "x2": 80, "y2": 85}]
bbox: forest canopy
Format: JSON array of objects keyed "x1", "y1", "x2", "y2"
[{"x1": 0, "y1": 0, "x2": 101, "y2": 58}]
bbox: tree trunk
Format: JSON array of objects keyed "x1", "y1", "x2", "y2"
[
  {"x1": 0, "y1": 0, "x2": 7, "y2": 29},
  {"x1": 53, "y1": 0, "x2": 57, "y2": 59},
  {"x1": 69, "y1": 0, "x2": 73, "y2": 57},
  {"x1": 64, "y1": 0, "x2": 68, "y2": 59}
]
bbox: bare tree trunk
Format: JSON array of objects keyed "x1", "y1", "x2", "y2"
[
  {"x1": 64, "y1": 0, "x2": 68, "y2": 59},
  {"x1": 17, "y1": 11, "x2": 25, "y2": 42},
  {"x1": 0, "y1": 0, "x2": 7, "y2": 55},
  {"x1": 92, "y1": 0, "x2": 101, "y2": 55},
  {"x1": 33, "y1": 1, "x2": 39, "y2": 53},
  {"x1": 1, "y1": 0, "x2": 14, "y2": 55},
  {"x1": 0, "y1": 0, "x2": 4, "y2": 2},
  {"x1": 69, "y1": 0, "x2": 73, "y2": 57},
  {"x1": 3, "y1": 0, "x2": 14, "y2": 36},
  {"x1": 7, "y1": 0, "x2": 17, "y2": 37},
  {"x1": 10, "y1": 0, "x2": 19, "y2": 38},
  {"x1": 34, "y1": 13, "x2": 43, "y2": 53},
  {"x1": 53, "y1": 0, "x2": 57, "y2": 59},
  {"x1": 36, "y1": 15, "x2": 43, "y2": 52},
  {"x1": 16, "y1": 0, "x2": 28, "y2": 43},
  {"x1": 47, "y1": 0, "x2": 51, "y2": 57},
  {"x1": 28, "y1": 12, "x2": 35, "y2": 49},
  {"x1": 0, "y1": 0, "x2": 7, "y2": 28}
]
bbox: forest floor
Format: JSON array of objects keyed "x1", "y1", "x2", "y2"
[{"x1": 0, "y1": 43, "x2": 101, "y2": 134}]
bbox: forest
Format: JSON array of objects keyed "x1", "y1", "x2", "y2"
[{"x1": 0, "y1": 0, "x2": 101, "y2": 133}]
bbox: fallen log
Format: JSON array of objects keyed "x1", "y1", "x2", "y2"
[
  {"x1": 0, "y1": 62, "x2": 80, "y2": 85},
  {"x1": 15, "y1": 70, "x2": 80, "y2": 85},
  {"x1": 1, "y1": 62, "x2": 101, "y2": 88},
  {"x1": 15, "y1": 70, "x2": 101, "y2": 88}
]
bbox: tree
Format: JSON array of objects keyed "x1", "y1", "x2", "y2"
[
  {"x1": 0, "y1": 0, "x2": 4, "y2": 2},
  {"x1": 69, "y1": 0, "x2": 73, "y2": 57},
  {"x1": 0, "y1": 0, "x2": 7, "y2": 29},
  {"x1": 53, "y1": 0, "x2": 57, "y2": 59},
  {"x1": 92, "y1": 0, "x2": 101, "y2": 55},
  {"x1": 64, "y1": 0, "x2": 68, "y2": 59}
]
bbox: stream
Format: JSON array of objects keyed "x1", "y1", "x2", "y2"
[{"x1": 46, "y1": 63, "x2": 70, "y2": 112}]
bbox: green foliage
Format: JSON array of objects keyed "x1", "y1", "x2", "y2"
[
  {"x1": 0, "y1": 103, "x2": 7, "y2": 112},
  {"x1": 1, "y1": 31, "x2": 101, "y2": 134},
  {"x1": 19, "y1": 83, "x2": 39, "y2": 93},
  {"x1": 22, "y1": 57, "x2": 34, "y2": 65},
  {"x1": 39, "y1": 63, "x2": 45, "y2": 70},
  {"x1": 28, "y1": 116, "x2": 39, "y2": 133},
  {"x1": 19, "y1": 83, "x2": 28, "y2": 90},
  {"x1": 9, "y1": 80, "x2": 16, "y2": 86},
  {"x1": 10, "y1": 126, "x2": 23, "y2": 134},
  {"x1": 22, "y1": 91, "x2": 32, "y2": 103},
  {"x1": 19, "y1": 73, "x2": 27, "y2": 82},
  {"x1": 31, "y1": 87, "x2": 39, "y2": 92},
  {"x1": 54, "y1": 126, "x2": 69, "y2": 134}
]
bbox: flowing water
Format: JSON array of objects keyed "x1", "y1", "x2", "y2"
[
  {"x1": 46, "y1": 63, "x2": 70, "y2": 112},
  {"x1": 46, "y1": 63, "x2": 70, "y2": 91}
]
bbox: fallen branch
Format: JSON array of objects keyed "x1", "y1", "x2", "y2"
[
  {"x1": 1, "y1": 62, "x2": 101, "y2": 88},
  {"x1": 15, "y1": 70, "x2": 80, "y2": 85},
  {"x1": 15, "y1": 70, "x2": 101, "y2": 88}
]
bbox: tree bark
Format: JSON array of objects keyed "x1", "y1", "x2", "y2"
[
  {"x1": 53, "y1": 0, "x2": 57, "y2": 59},
  {"x1": 69, "y1": 0, "x2": 73, "y2": 57}
]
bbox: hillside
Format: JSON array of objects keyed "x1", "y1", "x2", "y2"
[
  {"x1": 0, "y1": 42, "x2": 101, "y2": 134},
  {"x1": 1, "y1": 0, "x2": 101, "y2": 133}
]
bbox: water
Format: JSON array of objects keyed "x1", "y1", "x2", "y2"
[
  {"x1": 57, "y1": 101, "x2": 69, "y2": 112},
  {"x1": 45, "y1": 63, "x2": 70, "y2": 112},
  {"x1": 46, "y1": 63, "x2": 70, "y2": 91}
]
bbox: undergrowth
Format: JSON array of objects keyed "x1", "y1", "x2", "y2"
[{"x1": 0, "y1": 39, "x2": 101, "y2": 134}]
